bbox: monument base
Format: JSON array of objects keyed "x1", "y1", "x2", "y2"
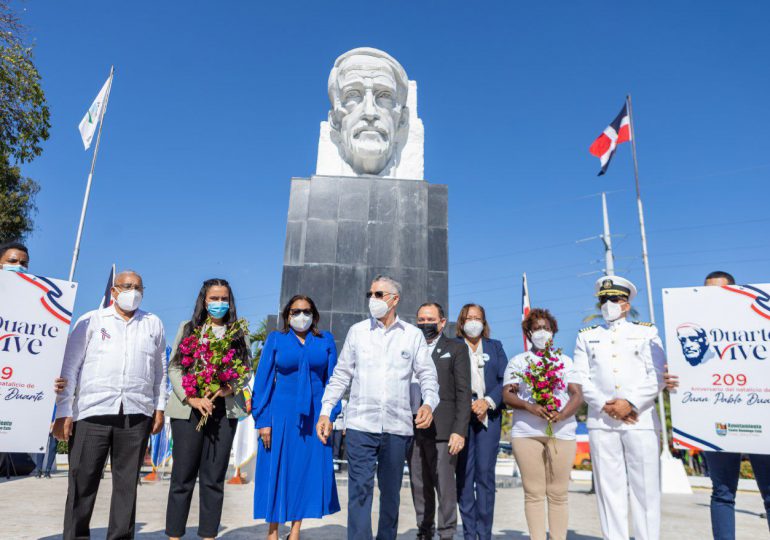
[{"x1": 274, "y1": 175, "x2": 449, "y2": 348}]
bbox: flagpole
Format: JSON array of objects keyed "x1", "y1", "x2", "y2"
[
  {"x1": 68, "y1": 66, "x2": 114, "y2": 282},
  {"x1": 521, "y1": 272, "x2": 531, "y2": 352},
  {"x1": 626, "y1": 95, "x2": 687, "y2": 471}
]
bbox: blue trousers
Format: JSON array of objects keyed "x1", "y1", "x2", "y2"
[
  {"x1": 345, "y1": 429, "x2": 411, "y2": 540},
  {"x1": 705, "y1": 451, "x2": 770, "y2": 539},
  {"x1": 33, "y1": 433, "x2": 58, "y2": 474},
  {"x1": 456, "y1": 415, "x2": 501, "y2": 540}
]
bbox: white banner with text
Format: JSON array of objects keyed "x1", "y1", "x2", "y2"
[
  {"x1": 663, "y1": 283, "x2": 770, "y2": 454},
  {"x1": 0, "y1": 271, "x2": 77, "y2": 453}
]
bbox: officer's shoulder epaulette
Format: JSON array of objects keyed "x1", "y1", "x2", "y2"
[
  {"x1": 633, "y1": 321, "x2": 655, "y2": 327},
  {"x1": 579, "y1": 325, "x2": 599, "y2": 333}
]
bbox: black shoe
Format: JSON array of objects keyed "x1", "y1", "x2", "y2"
[
  {"x1": 44, "y1": 472, "x2": 52, "y2": 478},
  {"x1": 35, "y1": 471, "x2": 43, "y2": 478}
]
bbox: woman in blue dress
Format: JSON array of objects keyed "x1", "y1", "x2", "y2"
[{"x1": 252, "y1": 294, "x2": 340, "y2": 540}]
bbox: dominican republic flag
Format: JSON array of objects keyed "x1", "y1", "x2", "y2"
[
  {"x1": 521, "y1": 273, "x2": 531, "y2": 351},
  {"x1": 589, "y1": 102, "x2": 631, "y2": 176},
  {"x1": 99, "y1": 264, "x2": 115, "y2": 308}
]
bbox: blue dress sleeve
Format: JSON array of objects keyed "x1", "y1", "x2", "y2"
[
  {"x1": 252, "y1": 331, "x2": 278, "y2": 429},
  {"x1": 324, "y1": 332, "x2": 342, "y2": 423}
]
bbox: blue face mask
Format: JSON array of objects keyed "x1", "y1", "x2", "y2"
[
  {"x1": 3, "y1": 264, "x2": 25, "y2": 273},
  {"x1": 207, "y1": 301, "x2": 230, "y2": 319}
]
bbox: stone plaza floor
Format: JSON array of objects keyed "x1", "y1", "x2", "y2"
[{"x1": 1, "y1": 473, "x2": 767, "y2": 539}]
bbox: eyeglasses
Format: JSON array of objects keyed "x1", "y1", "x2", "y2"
[
  {"x1": 115, "y1": 283, "x2": 144, "y2": 291},
  {"x1": 289, "y1": 308, "x2": 313, "y2": 316},
  {"x1": 365, "y1": 291, "x2": 395, "y2": 299},
  {"x1": 600, "y1": 296, "x2": 627, "y2": 305}
]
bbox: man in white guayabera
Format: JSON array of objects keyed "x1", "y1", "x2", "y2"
[
  {"x1": 53, "y1": 270, "x2": 167, "y2": 540},
  {"x1": 327, "y1": 48, "x2": 409, "y2": 176},
  {"x1": 316, "y1": 275, "x2": 439, "y2": 540}
]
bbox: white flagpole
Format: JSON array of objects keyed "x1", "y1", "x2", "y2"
[
  {"x1": 68, "y1": 66, "x2": 114, "y2": 282},
  {"x1": 626, "y1": 94, "x2": 691, "y2": 493}
]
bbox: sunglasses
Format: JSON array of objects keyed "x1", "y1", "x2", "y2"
[
  {"x1": 365, "y1": 291, "x2": 395, "y2": 299},
  {"x1": 289, "y1": 308, "x2": 313, "y2": 316},
  {"x1": 600, "y1": 295, "x2": 627, "y2": 305}
]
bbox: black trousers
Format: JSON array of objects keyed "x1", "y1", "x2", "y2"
[
  {"x1": 408, "y1": 431, "x2": 459, "y2": 539},
  {"x1": 165, "y1": 404, "x2": 237, "y2": 538},
  {"x1": 63, "y1": 411, "x2": 152, "y2": 540},
  {"x1": 332, "y1": 429, "x2": 345, "y2": 461}
]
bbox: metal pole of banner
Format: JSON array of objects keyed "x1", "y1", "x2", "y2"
[
  {"x1": 626, "y1": 94, "x2": 691, "y2": 493},
  {"x1": 68, "y1": 66, "x2": 114, "y2": 282}
]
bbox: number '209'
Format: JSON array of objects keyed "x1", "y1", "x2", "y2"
[{"x1": 712, "y1": 373, "x2": 747, "y2": 386}]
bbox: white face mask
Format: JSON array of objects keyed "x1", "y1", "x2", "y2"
[
  {"x1": 369, "y1": 297, "x2": 390, "y2": 319},
  {"x1": 530, "y1": 330, "x2": 553, "y2": 350},
  {"x1": 289, "y1": 313, "x2": 313, "y2": 332},
  {"x1": 463, "y1": 320, "x2": 484, "y2": 339},
  {"x1": 601, "y1": 301, "x2": 624, "y2": 322},
  {"x1": 116, "y1": 289, "x2": 142, "y2": 312}
]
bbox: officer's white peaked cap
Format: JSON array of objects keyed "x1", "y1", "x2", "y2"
[{"x1": 594, "y1": 275, "x2": 637, "y2": 301}]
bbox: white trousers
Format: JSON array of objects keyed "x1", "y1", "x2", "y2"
[{"x1": 588, "y1": 429, "x2": 661, "y2": 540}]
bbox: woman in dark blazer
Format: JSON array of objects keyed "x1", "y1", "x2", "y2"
[{"x1": 454, "y1": 303, "x2": 508, "y2": 540}]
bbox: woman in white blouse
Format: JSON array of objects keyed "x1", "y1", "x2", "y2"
[{"x1": 502, "y1": 308, "x2": 583, "y2": 540}]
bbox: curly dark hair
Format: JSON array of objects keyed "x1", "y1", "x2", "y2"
[{"x1": 521, "y1": 308, "x2": 559, "y2": 336}]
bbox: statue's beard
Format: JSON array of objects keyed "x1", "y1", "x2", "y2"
[{"x1": 343, "y1": 131, "x2": 392, "y2": 174}]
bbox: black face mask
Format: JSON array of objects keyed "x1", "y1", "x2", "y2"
[{"x1": 417, "y1": 323, "x2": 440, "y2": 341}]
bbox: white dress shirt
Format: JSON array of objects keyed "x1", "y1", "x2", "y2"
[
  {"x1": 573, "y1": 317, "x2": 665, "y2": 430},
  {"x1": 321, "y1": 316, "x2": 440, "y2": 437},
  {"x1": 466, "y1": 340, "x2": 496, "y2": 427},
  {"x1": 56, "y1": 305, "x2": 168, "y2": 421},
  {"x1": 504, "y1": 351, "x2": 581, "y2": 439},
  {"x1": 410, "y1": 336, "x2": 440, "y2": 414}
]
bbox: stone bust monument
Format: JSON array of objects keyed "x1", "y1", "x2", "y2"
[{"x1": 316, "y1": 47, "x2": 424, "y2": 180}]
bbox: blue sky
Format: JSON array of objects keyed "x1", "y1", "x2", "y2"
[{"x1": 16, "y1": 1, "x2": 770, "y2": 356}]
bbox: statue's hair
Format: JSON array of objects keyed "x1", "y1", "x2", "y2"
[{"x1": 327, "y1": 47, "x2": 409, "y2": 121}]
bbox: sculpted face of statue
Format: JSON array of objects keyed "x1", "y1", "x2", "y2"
[{"x1": 328, "y1": 48, "x2": 409, "y2": 175}]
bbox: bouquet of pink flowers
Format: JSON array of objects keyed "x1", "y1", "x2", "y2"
[
  {"x1": 178, "y1": 318, "x2": 251, "y2": 430},
  {"x1": 514, "y1": 340, "x2": 566, "y2": 437}
]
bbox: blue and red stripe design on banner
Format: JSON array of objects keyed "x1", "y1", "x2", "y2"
[
  {"x1": 721, "y1": 284, "x2": 770, "y2": 320},
  {"x1": 16, "y1": 273, "x2": 73, "y2": 325}
]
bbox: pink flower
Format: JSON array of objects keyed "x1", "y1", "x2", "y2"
[
  {"x1": 179, "y1": 335, "x2": 199, "y2": 355},
  {"x1": 180, "y1": 356, "x2": 194, "y2": 367}
]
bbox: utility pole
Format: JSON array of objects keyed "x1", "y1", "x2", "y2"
[
  {"x1": 601, "y1": 192, "x2": 615, "y2": 276},
  {"x1": 575, "y1": 192, "x2": 619, "y2": 277}
]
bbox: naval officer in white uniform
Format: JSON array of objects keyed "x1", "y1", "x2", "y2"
[{"x1": 573, "y1": 275, "x2": 666, "y2": 540}]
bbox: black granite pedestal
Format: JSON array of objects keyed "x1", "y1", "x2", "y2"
[{"x1": 273, "y1": 175, "x2": 449, "y2": 348}]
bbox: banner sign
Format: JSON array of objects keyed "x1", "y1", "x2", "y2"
[
  {"x1": 0, "y1": 271, "x2": 77, "y2": 452},
  {"x1": 663, "y1": 283, "x2": 770, "y2": 454}
]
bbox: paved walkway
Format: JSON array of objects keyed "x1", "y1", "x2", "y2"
[{"x1": 1, "y1": 473, "x2": 767, "y2": 539}]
